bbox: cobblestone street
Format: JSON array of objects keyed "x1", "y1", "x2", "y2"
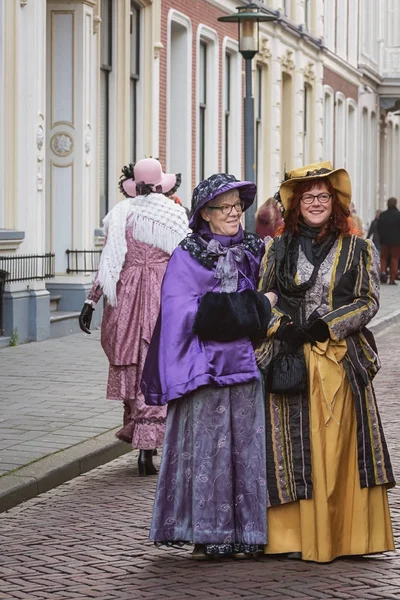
[{"x1": 1, "y1": 322, "x2": 400, "y2": 600}]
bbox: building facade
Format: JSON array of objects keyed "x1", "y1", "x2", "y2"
[{"x1": 0, "y1": 0, "x2": 399, "y2": 344}]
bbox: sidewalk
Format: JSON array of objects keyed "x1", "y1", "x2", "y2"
[{"x1": 0, "y1": 282, "x2": 399, "y2": 513}]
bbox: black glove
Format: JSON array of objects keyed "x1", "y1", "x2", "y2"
[
  {"x1": 79, "y1": 303, "x2": 94, "y2": 334},
  {"x1": 276, "y1": 323, "x2": 315, "y2": 350},
  {"x1": 307, "y1": 319, "x2": 330, "y2": 342}
]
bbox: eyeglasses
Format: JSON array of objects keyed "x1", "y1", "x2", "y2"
[
  {"x1": 301, "y1": 193, "x2": 332, "y2": 204},
  {"x1": 207, "y1": 201, "x2": 245, "y2": 215}
]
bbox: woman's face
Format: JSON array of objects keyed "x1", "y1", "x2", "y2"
[
  {"x1": 201, "y1": 190, "x2": 243, "y2": 236},
  {"x1": 299, "y1": 182, "x2": 332, "y2": 227}
]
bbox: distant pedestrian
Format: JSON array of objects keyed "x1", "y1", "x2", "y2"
[
  {"x1": 367, "y1": 209, "x2": 382, "y2": 251},
  {"x1": 377, "y1": 197, "x2": 400, "y2": 285},
  {"x1": 78, "y1": 158, "x2": 188, "y2": 475},
  {"x1": 255, "y1": 197, "x2": 283, "y2": 239},
  {"x1": 350, "y1": 202, "x2": 364, "y2": 237}
]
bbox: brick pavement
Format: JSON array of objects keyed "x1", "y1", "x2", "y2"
[{"x1": 1, "y1": 323, "x2": 400, "y2": 599}]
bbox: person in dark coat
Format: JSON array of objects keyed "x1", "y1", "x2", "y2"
[
  {"x1": 377, "y1": 197, "x2": 400, "y2": 284},
  {"x1": 367, "y1": 209, "x2": 382, "y2": 251}
]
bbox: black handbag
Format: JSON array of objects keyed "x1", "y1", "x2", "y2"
[{"x1": 267, "y1": 344, "x2": 308, "y2": 396}]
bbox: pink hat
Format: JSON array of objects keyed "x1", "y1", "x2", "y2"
[{"x1": 119, "y1": 158, "x2": 181, "y2": 198}]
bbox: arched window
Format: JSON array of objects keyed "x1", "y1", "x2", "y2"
[
  {"x1": 334, "y1": 92, "x2": 346, "y2": 167},
  {"x1": 130, "y1": 2, "x2": 141, "y2": 163},
  {"x1": 100, "y1": 0, "x2": 113, "y2": 221},
  {"x1": 222, "y1": 38, "x2": 241, "y2": 177},
  {"x1": 346, "y1": 100, "x2": 358, "y2": 186},
  {"x1": 196, "y1": 25, "x2": 218, "y2": 181},
  {"x1": 167, "y1": 10, "x2": 192, "y2": 205},
  {"x1": 303, "y1": 83, "x2": 313, "y2": 164},
  {"x1": 323, "y1": 86, "x2": 334, "y2": 163},
  {"x1": 281, "y1": 72, "x2": 293, "y2": 173}
]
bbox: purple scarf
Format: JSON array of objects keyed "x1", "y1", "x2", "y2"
[{"x1": 197, "y1": 223, "x2": 246, "y2": 292}]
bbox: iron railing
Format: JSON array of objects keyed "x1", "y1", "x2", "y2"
[
  {"x1": 0, "y1": 253, "x2": 55, "y2": 336},
  {"x1": 0, "y1": 253, "x2": 55, "y2": 283},
  {"x1": 66, "y1": 250, "x2": 102, "y2": 273}
]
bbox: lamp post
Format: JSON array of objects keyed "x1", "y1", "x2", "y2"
[{"x1": 218, "y1": 4, "x2": 276, "y2": 232}]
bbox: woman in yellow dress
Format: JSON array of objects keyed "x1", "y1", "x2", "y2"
[{"x1": 256, "y1": 161, "x2": 395, "y2": 563}]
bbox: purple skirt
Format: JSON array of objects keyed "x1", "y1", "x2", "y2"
[{"x1": 150, "y1": 380, "x2": 267, "y2": 550}]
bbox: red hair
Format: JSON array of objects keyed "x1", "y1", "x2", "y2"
[{"x1": 275, "y1": 178, "x2": 356, "y2": 240}]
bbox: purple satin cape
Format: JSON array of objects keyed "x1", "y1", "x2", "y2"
[{"x1": 141, "y1": 237, "x2": 264, "y2": 406}]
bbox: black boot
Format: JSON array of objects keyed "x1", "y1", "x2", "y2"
[{"x1": 138, "y1": 449, "x2": 158, "y2": 476}]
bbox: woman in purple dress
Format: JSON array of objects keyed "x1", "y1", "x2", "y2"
[
  {"x1": 142, "y1": 173, "x2": 277, "y2": 559},
  {"x1": 78, "y1": 158, "x2": 189, "y2": 476}
]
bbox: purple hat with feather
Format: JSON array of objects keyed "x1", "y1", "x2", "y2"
[{"x1": 189, "y1": 173, "x2": 257, "y2": 231}]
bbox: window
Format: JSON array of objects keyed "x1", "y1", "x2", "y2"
[
  {"x1": 336, "y1": 0, "x2": 348, "y2": 59},
  {"x1": 222, "y1": 38, "x2": 241, "y2": 178},
  {"x1": 335, "y1": 93, "x2": 346, "y2": 167},
  {"x1": 281, "y1": 72, "x2": 293, "y2": 174},
  {"x1": 100, "y1": 0, "x2": 112, "y2": 222},
  {"x1": 324, "y1": 0, "x2": 335, "y2": 50},
  {"x1": 199, "y1": 41, "x2": 207, "y2": 181},
  {"x1": 346, "y1": 101, "x2": 357, "y2": 186},
  {"x1": 224, "y1": 52, "x2": 231, "y2": 172},
  {"x1": 305, "y1": 0, "x2": 311, "y2": 31},
  {"x1": 130, "y1": 2, "x2": 140, "y2": 162},
  {"x1": 197, "y1": 26, "x2": 218, "y2": 181},
  {"x1": 283, "y1": 0, "x2": 290, "y2": 17},
  {"x1": 255, "y1": 64, "x2": 263, "y2": 188},
  {"x1": 323, "y1": 86, "x2": 334, "y2": 162},
  {"x1": 168, "y1": 12, "x2": 192, "y2": 207},
  {"x1": 303, "y1": 84, "x2": 312, "y2": 164}
]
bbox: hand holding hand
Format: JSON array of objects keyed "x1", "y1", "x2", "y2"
[
  {"x1": 276, "y1": 322, "x2": 315, "y2": 349},
  {"x1": 79, "y1": 303, "x2": 94, "y2": 334}
]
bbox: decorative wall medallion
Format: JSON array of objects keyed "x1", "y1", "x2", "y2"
[
  {"x1": 303, "y1": 61, "x2": 315, "y2": 83},
  {"x1": 51, "y1": 133, "x2": 73, "y2": 156},
  {"x1": 37, "y1": 126, "x2": 44, "y2": 151},
  {"x1": 280, "y1": 49, "x2": 295, "y2": 71},
  {"x1": 258, "y1": 38, "x2": 271, "y2": 63}
]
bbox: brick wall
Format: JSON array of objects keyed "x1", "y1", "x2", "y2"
[{"x1": 323, "y1": 67, "x2": 358, "y2": 101}]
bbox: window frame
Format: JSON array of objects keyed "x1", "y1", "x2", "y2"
[{"x1": 99, "y1": 0, "x2": 113, "y2": 222}]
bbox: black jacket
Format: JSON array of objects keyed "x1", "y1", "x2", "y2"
[
  {"x1": 377, "y1": 207, "x2": 400, "y2": 246},
  {"x1": 367, "y1": 218, "x2": 380, "y2": 248}
]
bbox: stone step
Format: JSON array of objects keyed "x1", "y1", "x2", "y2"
[
  {"x1": 50, "y1": 311, "x2": 80, "y2": 339},
  {"x1": 50, "y1": 294, "x2": 62, "y2": 312},
  {"x1": 0, "y1": 336, "x2": 11, "y2": 349}
]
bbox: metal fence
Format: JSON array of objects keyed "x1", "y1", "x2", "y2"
[
  {"x1": 66, "y1": 250, "x2": 102, "y2": 274},
  {"x1": 0, "y1": 253, "x2": 55, "y2": 336},
  {"x1": 0, "y1": 253, "x2": 55, "y2": 283}
]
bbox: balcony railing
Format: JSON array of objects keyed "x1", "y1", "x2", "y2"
[
  {"x1": 0, "y1": 253, "x2": 55, "y2": 283},
  {"x1": 66, "y1": 250, "x2": 102, "y2": 274}
]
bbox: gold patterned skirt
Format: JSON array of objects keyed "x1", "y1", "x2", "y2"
[{"x1": 264, "y1": 341, "x2": 394, "y2": 563}]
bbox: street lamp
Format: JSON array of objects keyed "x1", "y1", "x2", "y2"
[{"x1": 218, "y1": 3, "x2": 276, "y2": 232}]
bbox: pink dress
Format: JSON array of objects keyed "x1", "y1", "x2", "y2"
[{"x1": 88, "y1": 227, "x2": 168, "y2": 450}]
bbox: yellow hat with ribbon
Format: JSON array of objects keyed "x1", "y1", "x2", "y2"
[{"x1": 278, "y1": 161, "x2": 351, "y2": 213}]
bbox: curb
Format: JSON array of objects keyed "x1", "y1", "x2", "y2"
[
  {"x1": 370, "y1": 309, "x2": 400, "y2": 336},
  {"x1": 0, "y1": 428, "x2": 132, "y2": 513}
]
